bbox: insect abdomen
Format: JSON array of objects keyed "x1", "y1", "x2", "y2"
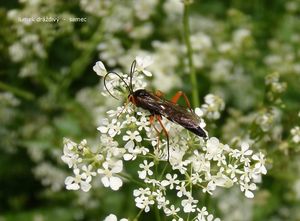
[{"x1": 185, "y1": 126, "x2": 207, "y2": 138}]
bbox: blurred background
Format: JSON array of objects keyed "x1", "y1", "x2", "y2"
[{"x1": 1, "y1": 0, "x2": 300, "y2": 220}]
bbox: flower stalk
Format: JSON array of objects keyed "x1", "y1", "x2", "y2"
[
  {"x1": 183, "y1": 2, "x2": 200, "y2": 107},
  {"x1": 0, "y1": 81, "x2": 34, "y2": 100}
]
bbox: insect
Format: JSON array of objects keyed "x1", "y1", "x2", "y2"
[{"x1": 103, "y1": 60, "x2": 207, "y2": 159}]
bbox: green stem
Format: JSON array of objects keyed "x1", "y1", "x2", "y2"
[
  {"x1": 119, "y1": 173, "x2": 146, "y2": 186},
  {"x1": 155, "y1": 206, "x2": 161, "y2": 221},
  {"x1": 158, "y1": 162, "x2": 169, "y2": 180},
  {"x1": 133, "y1": 209, "x2": 144, "y2": 221},
  {"x1": 187, "y1": 165, "x2": 193, "y2": 221},
  {"x1": 0, "y1": 81, "x2": 34, "y2": 100},
  {"x1": 183, "y1": 3, "x2": 199, "y2": 107},
  {"x1": 203, "y1": 192, "x2": 211, "y2": 210}
]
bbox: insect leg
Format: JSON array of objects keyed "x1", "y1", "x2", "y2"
[
  {"x1": 117, "y1": 99, "x2": 130, "y2": 119},
  {"x1": 171, "y1": 91, "x2": 193, "y2": 112},
  {"x1": 149, "y1": 115, "x2": 160, "y2": 133},
  {"x1": 149, "y1": 114, "x2": 162, "y2": 156},
  {"x1": 155, "y1": 115, "x2": 170, "y2": 161},
  {"x1": 116, "y1": 94, "x2": 140, "y2": 118}
]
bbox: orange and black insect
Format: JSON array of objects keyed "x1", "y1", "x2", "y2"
[{"x1": 103, "y1": 60, "x2": 207, "y2": 159}]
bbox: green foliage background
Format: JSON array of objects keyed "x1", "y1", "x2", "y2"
[{"x1": 0, "y1": 0, "x2": 300, "y2": 220}]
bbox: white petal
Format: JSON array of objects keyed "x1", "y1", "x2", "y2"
[
  {"x1": 97, "y1": 168, "x2": 104, "y2": 174},
  {"x1": 144, "y1": 206, "x2": 150, "y2": 213},
  {"x1": 161, "y1": 180, "x2": 170, "y2": 186},
  {"x1": 111, "y1": 160, "x2": 123, "y2": 173},
  {"x1": 98, "y1": 126, "x2": 108, "y2": 133},
  {"x1": 66, "y1": 183, "x2": 80, "y2": 190},
  {"x1": 65, "y1": 176, "x2": 75, "y2": 185},
  {"x1": 108, "y1": 128, "x2": 118, "y2": 137},
  {"x1": 195, "y1": 107, "x2": 204, "y2": 117},
  {"x1": 123, "y1": 135, "x2": 130, "y2": 141},
  {"x1": 245, "y1": 189, "x2": 254, "y2": 198},
  {"x1": 252, "y1": 154, "x2": 259, "y2": 161},
  {"x1": 143, "y1": 70, "x2": 152, "y2": 77},
  {"x1": 93, "y1": 61, "x2": 107, "y2": 76},
  {"x1": 241, "y1": 142, "x2": 250, "y2": 151},
  {"x1": 125, "y1": 140, "x2": 134, "y2": 149},
  {"x1": 261, "y1": 166, "x2": 267, "y2": 175},
  {"x1": 135, "y1": 135, "x2": 142, "y2": 142},
  {"x1": 123, "y1": 153, "x2": 133, "y2": 161},
  {"x1": 110, "y1": 176, "x2": 123, "y2": 190},
  {"x1": 80, "y1": 181, "x2": 91, "y2": 192},
  {"x1": 101, "y1": 176, "x2": 110, "y2": 187},
  {"x1": 103, "y1": 214, "x2": 117, "y2": 221},
  {"x1": 138, "y1": 170, "x2": 147, "y2": 179}
]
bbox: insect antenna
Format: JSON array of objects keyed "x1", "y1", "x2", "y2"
[
  {"x1": 103, "y1": 71, "x2": 131, "y2": 100},
  {"x1": 129, "y1": 60, "x2": 137, "y2": 93}
]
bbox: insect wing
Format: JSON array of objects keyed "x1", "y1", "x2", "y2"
[{"x1": 155, "y1": 100, "x2": 207, "y2": 138}]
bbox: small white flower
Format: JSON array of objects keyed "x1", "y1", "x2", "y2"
[
  {"x1": 190, "y1": 172, "x2": 203, "y2": 185},
  {"x1": 181, "y1": 194, "x2": 198, "y2": 213},
  {"x1": 233, "y1": 28, "x2": 251, "y2": 46},
  {"x1": 195, "y1": 107, "x2": 204, "y2": 117},
  {"x1": 164, "y1": 204, "x2": 180, "y2": 216},
  {"x1": 81, "y1": 165, "x2": 97, "y2": 179},
  {"x1": 135, "y1": 56, "x2": 153, "y2": 76},
  {"x1": 133, "y1": 187, "x2": 154, "y2": 212},
  {"x1": 153, "y1": 190, "x2": 170, "y2": 209},
  {"x1": 240, "y1": 167, "x2": 252, "y2": 183},
  {"x1": 161, "y1": 173, "x2": 180, "y2": 189},
  {"x1": 226, "y1": 164, "x2": 241, "y2": 180},
  {"x1": 97, "y1": 160, "x2": 123, "y2": 191},
  {"x1": 93, "y1": 61, "x2": 107, "y2": 76},
  {"x1": 191, "y1": 32, "x2": 212, "y2": 51},
  {"x1": 125, "y1": 114, "x2": 137, "y2": 124},
  {"x1": 103, "y1": 214, "x2": 128, "y2": 221},
  {"x1": 240, "y1": 182, "x2": 257, "y2": 198},
  {"x1": 206, "y1": 137, "x2": 222, "y2": 160},
  {"x1": 138, "y1": 160, "x2": 154, "y2": 179},
  {"x1": 191, "y1": 150, "x2": 210, "y2": 173},
  {"x1": 107, "y1": 106, "x2": 129, "y2": 118},
  {"x1": 201, "y1": 94, "x2": 225, "y2": 120},
  {"x1": 206, "y1": 214, "x2": 221, "y2": 221},
  {"x1": 291, "y1": 126, "x2": 300, "y2": 143},
  {"x1": 77, "y1": 139, "x2": 87, "y2": 150},
  {"x1": 61, "y1": 141, "x2": 82, "y2": 168},
  {"x1": 256, "y1": 111, "x2": 274, "y2": 132},
  {"x1": 123, "y1": 130, "x2": 142, "y2": 142},
  {"x1": 136, "y1": 118, "x2": 151, "y2": 132},
  {"x1": 176, "y1": 182, "x2": 187, "y2": 197},
  {"x1": 252, "y1": 153, "x2": 267, "y2": 175},
  {"x1": 240, "y1": 142, "x2": 253, "y2": 157},
  {"x1": 63, "y1": 138, "x2": 77, "y2": 150},
  {"x1": 196, "y1": 207, "x2": 209, "y2": 221},
  {"x1": 98, "y1": 119, "x2": 122, "y2": 137},
  {"x1": 65, "y1": 168, "x2": 91, "y2": 192}
]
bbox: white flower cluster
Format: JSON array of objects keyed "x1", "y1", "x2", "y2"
[
  {"x1": 255, "y1": 109, "x2": 276, "y2": 132},
  {"x1": 62, "y1": 58, "x2": 267, "y2": 220},
  {"x1": 198, "y1": 94, "x2": 225, "y2": 120},
  {"x1": 291, "y1": 126, "x2": 300, "y2": 144},
  {"x1": 265, "y1": 72, "x2": 287, "y2": 103}
]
